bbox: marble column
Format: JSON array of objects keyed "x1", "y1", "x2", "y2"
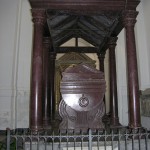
[
  {"x1": 123, "y1": 10, "x2": 141, "y2": 128},
  {"x1": 108, "y1": 37, "x2": 121, "y2": 127},
  {"x1": 43, "y1": 37, "x2": 51, "y2": 128},
  {"x1": 30, "y1": 9, "x2": 46, "y2": 131},
  {"x1": 49, "y1": 51, "x2": 56, "y2": 122}
]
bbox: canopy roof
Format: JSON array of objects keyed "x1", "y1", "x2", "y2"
[{"x1": 29, "y1": 0, "x2": 140, "y2": 54}]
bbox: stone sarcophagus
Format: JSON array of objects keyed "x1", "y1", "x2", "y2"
[{"x1": 59, "y1": 63, "x2": 106, "y2": 130}]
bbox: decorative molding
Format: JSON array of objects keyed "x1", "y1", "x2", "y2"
[
  {"x1": 55, "y1": 47, "x2": 98, "y2": 53},
  {"x1": 79, "y1": 94, "x2": 89, "y2": 107},
  {"x1": 122, "y1": 10, "x2": 138, "y2": 27},
  {"x1": 108, "y1": 37, "x2": 118, "y2": 47},
  {"x1": 29, "y1": 1, "x2": 140, "y2": 11}
]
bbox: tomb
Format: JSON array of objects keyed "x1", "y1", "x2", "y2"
[{"x1": 59, "y1": 63, "x2": 106, "y2": 130}]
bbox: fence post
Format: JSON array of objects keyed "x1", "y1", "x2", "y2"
[
  {"x1": 6, "y1": 128, "x2": 10, "y2": 150},
  {"x1": 88, "y1": 129, "x2": 92, "y2": 150}
]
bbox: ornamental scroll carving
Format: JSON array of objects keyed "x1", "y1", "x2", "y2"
[{"x1": 59, "y1": 63, "x2": 106, "y2": 130}]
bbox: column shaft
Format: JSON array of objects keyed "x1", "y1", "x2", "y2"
[
  {"x1": 98, "y1": 53, "x2": 105, "y2": 72},
  {"x1": 50, "y1": 52, "x2": 56, "y2": 121},
  {"x1": 43, "y1": 37, "x2": 51, "y2": 128},
  {"x1": 30, "y1": 9, "x2": 46, "y2": 131},
  {"x1": 108, "y1": 37, "x2": 121, "y2": 127},
  {"x1": 123, "y1": 10, "x2": 141, "y2": 128}
]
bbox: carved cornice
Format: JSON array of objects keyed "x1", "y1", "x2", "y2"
[
  {"x1": 122, "y1": 10, "x2": 138, "y2": 27},
  {"x1": 31, "y1": 9, "x2": 46, "y2": 25},
  {"x1": 29, "y1": 1, "x2": 140, "y2": 11}
]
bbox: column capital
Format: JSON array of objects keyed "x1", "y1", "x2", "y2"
[
  {"x1": 97, "y1": 52, "x2": 106, "y2": 60},
  {"x1": 31, "y1": 9, "x2": 46, "y2": 25},
  {"x1": 122, "y1": 10, "x2": 138, "y2": 28},
  {"x1": 108, "y1": 37, "x2": 118, "y2": 47}
]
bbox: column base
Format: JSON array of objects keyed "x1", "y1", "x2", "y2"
[
  {"x1": 110, "y1": 117, "x2": 122, "y2": 128},
  {"x1": 43, "y1": 118, "x2": 51, "y2": 129},
  {"x1": 128, "y1": 123, "x2": 142, "y2": 129},
  {"x1": 50, "y1": 119, "x2": 61, "y2": 130},
  {"x1": 30, "y1": 125, "x2": 43, "y2": 134},
  {"x1": 102, "y1": 113, "x2": 110, "y2": 124}
]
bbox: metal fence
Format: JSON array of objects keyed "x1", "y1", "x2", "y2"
[{"x1": 5, "y1": 127, "x2": 150, "y2": 150}]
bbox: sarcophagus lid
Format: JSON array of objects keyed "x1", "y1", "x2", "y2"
[{"x1": 60, "y1": 63, "x2": 106, "y2": 112}]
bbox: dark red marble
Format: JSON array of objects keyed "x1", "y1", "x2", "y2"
[
  {"x1": 108, "y1": 37, "x2": 121, "y2": 127},
  {"x1": 59, "y1": 64, "x2": 106, "y2": 130},
  {"x1": 43, "y1": 37, "x2": 51, "y2": 128},
  {"x1": 28, "y1": 0, "x2": 141, "y2": 130},
  {"x1": 123, "y1": 10, "x2": 141, "y2": 128},
  {"x1": 30, "y1": 9, "x2": 46, "y2": 131},
  {"x1": 29, "y1": 0, "x2": 140, "y2": 11},
  {"x1": 49, "y1": 52, "x2": 56, "y2": 121}
]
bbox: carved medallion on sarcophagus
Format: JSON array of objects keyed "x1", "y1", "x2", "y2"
[{"x1": 59, "y1": 63, "x2": 106, "y2": 130}]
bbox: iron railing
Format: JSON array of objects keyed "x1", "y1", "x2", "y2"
[{"x1": 4, "y1": 127, "x2": 150, "y2": 150}]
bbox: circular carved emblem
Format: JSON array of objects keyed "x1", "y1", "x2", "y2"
[{"x1": 79, "y1": 94, "x2": 89, "y2": 107}]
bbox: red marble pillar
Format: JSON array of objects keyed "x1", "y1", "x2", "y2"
[
  {"x1": 49, "y1": 52, "x2": 56, "y2": 122},
  {"x1": 43, "y1": 37, "x2": 51, "y2": 128},
  {"x1": 123, "y1": 10, "x2": 141, "y2": 128},
  {"x1": 30, "y1": 9, "x2": 46, "y2": 131},
  {"x1": 108, "y1": 37, "x2": 121, "y2": 127}
]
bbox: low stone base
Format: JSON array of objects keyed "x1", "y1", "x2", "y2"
[
  {"x1": 25, "y1": 141, "x2": 118, "y2": 150},
  {"x1": 24, "y1": 140, "x2": 150, "y2": 150}
]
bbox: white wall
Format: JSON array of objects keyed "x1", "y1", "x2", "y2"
[
  {"x1": 0, "y1": 0, "x2": 150, "y2": 129},
  {"x1": 139, "y1": 0, "x2": 150, "y2": 129},
  {"x1": 0, "y1": 0, "x2": 21, "y2": 129},
  {"x1": 142, "y1": 0, "x2": 150, "y2": 85},
  {"x1": 15, "y1": 0, "x2": 32, "y2": 128},
  {"x1": 115, "y1": 29, "x2": 128, "y2": 125},
  {"x1": 0, "y1": 0, "x2": 32, "y2": 129}
]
